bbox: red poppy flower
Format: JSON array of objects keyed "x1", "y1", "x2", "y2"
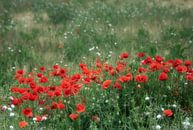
[
  {"x1": 142, "y1": 56, "x2": 153, "y2": 64},
  {"x1": 19, "y1": 121, "x2": 28, "y2": 128},
  {"x1": 135, "y1": 74, "x2": 148, "y2": 83},
  {"x1": 138, "y1": 67, "x2": 147, "y2": 73},
  {"x1": 22, "y1": 108, "x2": 33, "y2": 118},
  {"x1": 12, "y1": 98, "x2": 23, "y2": 106},
  {"x1": 51, "y1": 102, "x2": 58, "y2": 109},
  {"x1": 118, "y1": 73, "x2": 132, "y2": 83},
  {"x1": 53, "y1": 64, "x2": 59, "y2": 69},
  {"x1": 76, "y1": 103, "x2": 86, "y2": 113},
  {"x1": 64, "y1": 89, "x2": 72, "y2": 97},
  {"x1": 29, "y1": 94, "x2": 38, "y2": 101},
  {"x1": 163, "y1": 68, "x2": 170, "y2": 73},
  {"x1": 158, "y1": 72, "x2": 168, "y2": 81},
  {"x1": 39, "y1": 77, "x2": 48, "y2": 83},
  {"x1": 18, "y1": 77, "x2": 26, "y2": 84},
  {"x1": 16, "y1": 70, "x2": 25, "y2": 75},
  {"x1": 84, "y1": 77, "x2": 91, "y2": 84},
  {"x1": 163, "y1": 109, "x2": 173, "y2": 117},
  {"x1": 119, "y1": 52, "x2": 129, "y2": 59},
  {"x1": 40, "y1": 66, "x2": 46, "y2": 72},
  {"x1": 113, "y1": 81, "x2": 122, "y2": 90},
  {"x1": 155, "y1": 55, "x2": 163, "y2": 63},
  {"x1": 137, "y1": 52, "x2": 145, "y2": 58},
  {"x1": 186, "y1": 74, "x2": 193, "y2": 81},
  {"x1": 35, "y1": 116, "x2": 42, "y2": 122},
  {"x1": 57, "y1": 103, "x2": 65, "y2": 110},
  {"x1": 69, "y1": 113, "x2": 79, "y2": 121},
  {"x1": 150, "y1": 62, "x2": 163, "y2": 71},
  {"x1": 185, "y1": 60, "x2": 192, "y2": 66},
  {"x1": 102, "y1": 80, "x2": 112, "y2": 89},
  {"x1": 37, "y1": 73, "x2": 43, "y2": 78},
  {"x1": 176, "y1": 65, "x2": 187, "y2": 73},
  {"x1": 173, "y1": 59, "x2": 183, "y2": 67},
  {"x1": 116, "y1": 62, "x2": 126, "y2": 72}
]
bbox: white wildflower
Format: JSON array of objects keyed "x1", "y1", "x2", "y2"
[
  {"x1": 8, "y1": 107, "x2": 12, "y2": 111},
  {"x1": 145, "y1": 96, "x2": 150, "y2": 101},
  {"x1": 155, "y1": 125, "x2": 161, "y2": 130},
  {"x1": 9, "y1": 126, "x2": 14, "y2": 130},
  {"x1": 33, "y1": 117, "x2": 37, "y2": 121},
  {"x1": 9, "y1": 112, "x2": 15, "y2": 117},
  {"x1": 89, "y1": 47, "x2": 95, "y2": 51},
  {"x1": 11, "y1": 104, "x2": 15, "y2": 108},
  {"x1": 156, "y1": 114, "x2": 162, "y2": 119}
]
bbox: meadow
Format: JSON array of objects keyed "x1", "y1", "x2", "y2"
[{"x1": 0, "y1": 0, "x2": 193, "y2": 129}]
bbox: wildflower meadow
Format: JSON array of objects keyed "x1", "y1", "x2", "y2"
[{"x1": 0, "y1": 0, "x2": 193, "y2": 130}]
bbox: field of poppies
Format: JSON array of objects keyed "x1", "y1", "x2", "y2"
[{"x1": 0, "y1": 0, "x2": 193, "y2": 130}]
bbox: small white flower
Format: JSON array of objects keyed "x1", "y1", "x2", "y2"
[
  {"x1": 39, "y1": 108, "x2": 43, "y2": 111},
  {"x1": 9, "y1": 112, "x2": 15, "y2": 117},
  {"x1": 96, "y1": 52, "x2": 101, "y2": 56},
  {"x1": 155, "y1": 125, "x2": 161, "y2": 130},
  {"x1": 8, "y1": 107, "x2": 12, "y2": 111},
  {"x1": 105, "y1": 100, "x2": 109, "y2": 103},
  {"x1": 184, "y1": 82, "x2": 188, "y2": 85},
  {"x1": 11, "y1": 104, "x2": 15, "y2": 108},
  {"x1": 9, "y1": 97, "x2": 14, "y2": 100},
  {"x1": 182, "y1": 121, "x2": 190, "y2": 129},
  {"x1": 89, "y1": 47, "x2": 95, "y2": 51},
  {"x1": 145, "y1": 96, "x2": 150, "y2": 100},
  {"x1": 9, "y1": 125, "x2": 14, "y2": 129},
  {"x1": 156, "y1": 114, "x2": 162, "y2": 119},
  {"x1": 108, "y1": 23, "x2": 112, "y2": 27},
  {"x1": 172, "y1": 104, "x2": 177, "y2": 108},
  {"x1": 33, "y1": 117, "x2": 37, "y2": 121},
  {"x1": 114, "y1": 42, "x2": 117, "y2": 45},
  {"x1": 8, "y1": 47, "x2": 11, "y2": 50},
  {"x1": 2, "y1": 105, "x2": 7, "y2": 110}
]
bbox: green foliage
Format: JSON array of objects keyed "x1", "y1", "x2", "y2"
[{"x1": 0, "y1": 0, "x2": 193, "y2": 129}]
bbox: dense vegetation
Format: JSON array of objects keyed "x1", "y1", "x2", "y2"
[{"x1": 0, "y1": 0, "x2": 193, "y2": 129}]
